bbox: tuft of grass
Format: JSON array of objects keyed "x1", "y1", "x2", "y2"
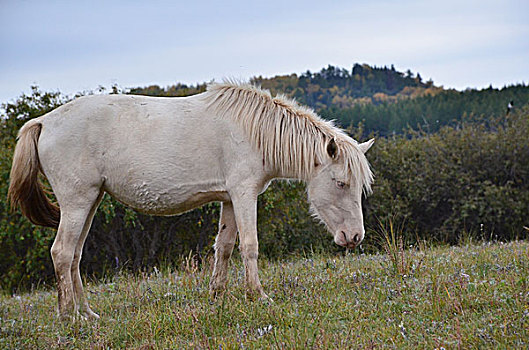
[
  {"x1": 373, "y1": 217, "x2": 425, "y2": 277},
  {"x1": 1, "y1": 240, "x2": 528, "y2": 349}
]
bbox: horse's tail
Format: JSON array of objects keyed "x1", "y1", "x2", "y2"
[{"x1": 8, "y1": 120, "x2": 60, "y2": 229}]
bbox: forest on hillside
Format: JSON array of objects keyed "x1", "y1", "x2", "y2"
[
  {"x1": 1, "y1": 64, "x2": 528, "y2": 292},
  {"x1": 131, "y1": 64, "x2": 529, "y2": 136}
]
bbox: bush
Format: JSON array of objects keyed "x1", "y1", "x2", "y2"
[{"x1": 364, "y1": 106, "x2": 529, "y2": 245}]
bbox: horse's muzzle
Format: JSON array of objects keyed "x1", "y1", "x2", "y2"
[{"x1": 335, "y1": 230, "x2": 363, "y2": 248}]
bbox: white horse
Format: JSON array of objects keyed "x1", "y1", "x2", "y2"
[{"x1": 8, "y1": 82, "x2": 374, "y2": 319}]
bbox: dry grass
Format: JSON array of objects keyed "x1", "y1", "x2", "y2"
[{"x1": 1, "y1": 240, "x2": 528, "y2": 349}]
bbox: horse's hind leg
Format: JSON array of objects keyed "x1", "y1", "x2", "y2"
[
  {"x1": 50, "y1": 186, "x2": 102, "y2": 320},
  {"x1": 210, "y1": 201, "x2": 238, "y2": 298},
  {"x1": 71, "y1": 191, "x2": 104, "y2": 319}
]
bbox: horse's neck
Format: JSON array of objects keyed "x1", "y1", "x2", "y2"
[{"x1": 270, "y1": 162, "x2": 312, "y2": 183}]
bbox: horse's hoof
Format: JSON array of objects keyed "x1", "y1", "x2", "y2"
[
  {"x1": 81, "y1": 309, "x2": 100, "y2": 320},
  {"x1": 209, "y1": 288, "x2": 225, "y2": 301},
  {"x1": 58, "y1": 311, "x2": 80, "y2": 323},
  {"x1": 259, "y1": 294, "x2": 274, "y2": 304},
  {"x1": 246, "y1": 289, "x2": 273, "y2": 303}
]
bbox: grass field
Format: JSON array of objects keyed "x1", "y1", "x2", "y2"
[{"x1": 1, "y1": 240, "x2": 528, "y2": 349}]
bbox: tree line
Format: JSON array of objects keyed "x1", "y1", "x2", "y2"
[{"x1": 131, "y1": 64, "x2": 529, "y2": 136}]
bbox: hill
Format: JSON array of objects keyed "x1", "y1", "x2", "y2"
[
  {"x1": 129, "y1": 63, "x2": 436, "y2": 109},
  {"x1": 129, "y1": 64, "x2": 430, "y2": 99},
  {"x1": 130, "y1": 64, "x2": 529, "y2": 136},
  {"x1": 1, "y1": 240, "x2": 528, "y2": 348}
]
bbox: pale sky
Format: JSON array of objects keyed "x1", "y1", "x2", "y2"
[{"x1": 1, "y1": 0, "x2": 528, "y2": 103}]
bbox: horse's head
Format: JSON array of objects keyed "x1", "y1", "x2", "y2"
[{"x1": 307, "y1": 137, "x2": 374, "y2": 249}]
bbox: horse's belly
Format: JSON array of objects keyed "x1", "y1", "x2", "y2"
[
  {"x1": 159, "y1": 191, "x2": 230, "y2": 215},
  {"x1": 104, "y1": 181, "x2": 230, "y2": 216}
]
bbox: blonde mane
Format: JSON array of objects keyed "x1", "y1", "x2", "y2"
[{"x1": 203, "y1": 81, "x2": 373, "y2": 192}]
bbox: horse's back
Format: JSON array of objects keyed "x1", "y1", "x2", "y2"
[
  {"x1": 37, "y1": 94, "x2": 199, "y2": 171},
  {"x1": 39, "y1": 94, "x2": 196, "y2": 139}
]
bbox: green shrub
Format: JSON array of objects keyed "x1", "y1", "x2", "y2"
[{"x1": 364, "y1": 106, "x2": 529, "y2": 245}]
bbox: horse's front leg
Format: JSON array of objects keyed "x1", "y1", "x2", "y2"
[
  {"x1": 231, "y1": 192, "x2": 269, "y2": 300},
  {"x1": 210, "y1": 201, "x2": 238, "y2": 298}
]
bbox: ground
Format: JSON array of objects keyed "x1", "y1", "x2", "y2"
[{"x1": 1, "y1": 240, "x2": 528, "y2": 349}]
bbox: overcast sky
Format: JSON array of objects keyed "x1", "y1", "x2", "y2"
[{"x1": 1, "y1": 0, "x2": 527, "y2": 102}]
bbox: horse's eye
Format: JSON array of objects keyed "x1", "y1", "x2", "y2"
[{"x1": 336, "y1": 180, "x2": 346, "y2": 189}]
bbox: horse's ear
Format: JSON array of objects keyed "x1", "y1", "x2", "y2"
[
  {"x1": 358, "y1": 138, "x2": 375, "y2": 154},
  {"x1": 327, "y1": 137, "x2": 338, "y2": 159}
]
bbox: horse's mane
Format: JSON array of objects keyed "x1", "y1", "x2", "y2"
[{"x1": 203, "y1": 81, "x2": 373, "y2": 192}]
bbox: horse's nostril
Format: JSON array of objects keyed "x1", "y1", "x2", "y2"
[
  {"x1": 353, "y1": 234, "x2": 360, "y2": 243},
  {"x1": 342, "y1": 231, "x2": 347, "y2": 243}
]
